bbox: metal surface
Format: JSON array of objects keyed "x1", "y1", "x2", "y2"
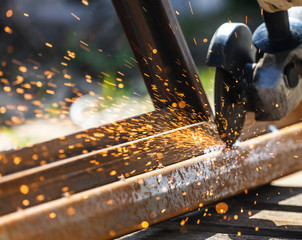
[
  {"x1": 206, "y1": 23, "x2": 256, "y2": 75},
  {"x1": 214, "y1": 68, "x2": 247, "y2": 146},
  {"x1": 207, "y1": 8, "x2": 302, "y2": 144},
  {"x1": 206, "y1": 23, "x2": 256, "y2": 145},
  {"x1": 1, "y1": 121, "x2": 302, "y2": 240},
  {"x1": 1, "y1": 105, "x2": 301, "y2": 216},
  {"x1": 112, "y1": 0, "x2": 213, "y2": 121},
  {"x1": 250, "y1": 7, "x2": 302, "y2": 121},
  {"x1": 0, "y1": 122, "x2": 221, "y2": 216},
  {"x1": 122, "y1": 172, "x2": 302, "y2": 239},
  {"x1": 0, "y1": 108, "x2": 200, "y2": 176},
  {"x1": 252, "y1": 45, "x2": 302, "y2": 120},
  {"x1": 253, "y1": 10, "x2": 302, "y2": 53}
]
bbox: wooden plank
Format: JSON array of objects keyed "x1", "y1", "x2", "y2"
[
  {"x1": 272, "y1": 170, "x2": 302, "y2": 187},
  {"x1": 120, "y1": 230, "x2": 297, "y2": 240}
]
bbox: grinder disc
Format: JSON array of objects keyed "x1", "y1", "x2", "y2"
[{"x1": 215, "y1": 68, "x2": 247, "y2": 146}]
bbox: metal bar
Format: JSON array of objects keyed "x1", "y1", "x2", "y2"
[
  {"x1": 0, "y1": 108, "x2": 200, "y2": 176},
  {"x1": 1, "y1": 102, "x2": 301, "y2": 177},
  {"x1": 0, "y1": 121, "x2": 221, "y2": 216},
  {"x1": 112, "y1": 0, "x2": 213, "y2": 120},
  {"x1": 1, "y1": 104, "x2": 301, "y2": 215},
  {"x1": 1, "y1": 122, "x2": 302, "y2": 240}
]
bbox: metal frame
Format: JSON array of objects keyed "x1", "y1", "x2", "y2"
[{"x1": 112, "y1": 0, "x2": 213, "y2": 121}]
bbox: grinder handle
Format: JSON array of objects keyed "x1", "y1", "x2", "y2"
[{"x1": 263, "y1": 10, "x2": 290, "y2": 41}]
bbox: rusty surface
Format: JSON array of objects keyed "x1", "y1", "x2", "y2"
[
  {"x1": 0, "y1": 122, "x2": 221, "y2": 216},
  {"x1": 1, "y1": 102, "x2": 301, "y2": 178},
  {"x1": 1, "y1": 122, "x2": 302, "y2": 240},
  {"x1": 1, "y1": 104, "x2": 301, "y2": 216},
  {"x1": 0, "y1": 108, "x2": 201, "y2": 176}
]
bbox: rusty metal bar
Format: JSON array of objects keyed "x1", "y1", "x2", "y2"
[
  {"x1": 1, "y1": 121, "x2": 302, "y2": 240},
  {"x1": 112, "y1": 0, "x2": 213, "y2": 120},
  {"x1": 0, "y1": 108, "x2": 200, "y2": 176},
  {"x1": 1, "y1": 102, "x2": 302, "y2": 178},
  {"x1": 0, "y1": 104, "x2": 301, "y2": 216},
  {"x1": 0, "y1": 121, "x2": 221, "y2": 216}
]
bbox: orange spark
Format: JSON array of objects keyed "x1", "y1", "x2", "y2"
[
  {"x1": 82, "y1": 0, "x2": 89, "y2": 6},
  {"x1": 188, "y1": 1, "x2": 194, "y2": 15},
  {"x1": 216, "y1": 202, "x2": 228, "y2": 214},
  {"x1": 20, "y1": 185, "x2": 29, "y2": 194},
  {"x1": 141, "y1": 221, "x2": 149, "y2": 229},
  {"x1": 71, "y1": 12, "x2": 80, "y2": 20},
  {"x1": 80, "y1": 41, "x2": 88, "y2": 46},
  {"x1": 6, "y1": 10, "x2": 13, "y2": 18},
  {"x1": 4, "y1": 26, "x2": 13, "y2": 34}
]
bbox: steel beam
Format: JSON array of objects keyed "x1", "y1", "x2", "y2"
[{"x1": 112, "y1": 0, "x2": 213, "y2": 120}]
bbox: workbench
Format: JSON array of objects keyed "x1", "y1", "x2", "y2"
[{"x1": 121, "y1": 171, "x2": 302, "y2": 240}]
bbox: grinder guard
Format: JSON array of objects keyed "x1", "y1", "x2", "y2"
[{"x1": 207, "y1": 7, "x2": 302, "y2": 146}]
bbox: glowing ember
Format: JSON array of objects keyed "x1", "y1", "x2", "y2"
[
  {"x1": 67, "y1": 207, "x2": 76, "y2": 216},
  {"x1": 141, "y1": 221, "x2": 149, "y2": 229},
  {"x1": 215, "y1": 202, "x2": 228, "y2": 214},
  {"x1": 82, "y1": 0, "x2": 89, "y2": 6},
  {"x1": 13, "y1": 156, "x2": 22, "y2": 165},
  {"x1": 45, "y1": 42, "x2": 53, "y2": 48},
  {"x1": 178, "y1": 101, "x2": 186, "y2": 109},
  {"x1": 71, "y1": 13, "x2": 80, "y2": 21},
  {"x1": 110, "y1": 170, "x2": 117, "y2": 176},
  {"x1": 109, "y1": 231, "x2": 116, "y2": 237},
  {"x1": 22, "y1": 199, "x2": 30, "y2": 206},
  {"x1": 4, "y1": 26, "x2": 13, "y2": 34},
  {"x1": 18, "y1": 66, "x2": 27, "y2": 73},
  {"x1": 36, "y1": 194, "x2": 45, "y2": 201},
  {"x1": 49, "y1": 212, "x2": 56, "y2": 219},
  {"x1": 6, "y1": 10, "x2": 13, "y2": 18},
  {"x1": 20, "y1": 185, "x2": 29, "y2": 194}
]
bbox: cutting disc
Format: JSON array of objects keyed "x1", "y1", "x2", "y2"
[{"x1": 215, "y1": 68, "x2": 247, "y2": 146}]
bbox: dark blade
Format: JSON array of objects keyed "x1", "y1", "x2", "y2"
[{"x1": 215, "y1": 68, "x2": 247, "y2": 146}]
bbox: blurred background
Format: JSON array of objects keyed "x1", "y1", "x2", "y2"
[{"x1": 0, "y1": 0, "x2": 262, "y2": 149}]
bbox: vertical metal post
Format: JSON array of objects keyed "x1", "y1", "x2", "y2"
[{"x1": 112, "y1": 0, "x2": 213, "y2": 121}]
